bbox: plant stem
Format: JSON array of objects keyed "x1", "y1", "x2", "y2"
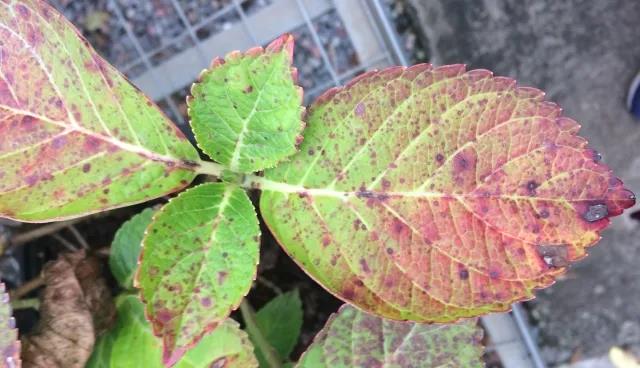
[
  {"x1": 196, "y1": 160, "x2": 225, "y2": 178},
  {"x1": 11, "y1": 218, "x2": 83, "y2": 247},
  {"x1": 10, "y1": 274, "x2": 44, "y2": 299},
  {"x1": 11, "y1": 298, "x2": 40, "y2": 310},
  {"x1": 239, "y1": 299, "x2": 282, "y2": 368}
]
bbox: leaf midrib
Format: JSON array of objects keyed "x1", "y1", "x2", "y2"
[{"x1": 0, "y1": 104, "x2": 194, "y2": 168}]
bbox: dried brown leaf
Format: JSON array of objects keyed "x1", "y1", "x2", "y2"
[{"x1": 21, "y1": 251, "x2": 114, "y2": 368}]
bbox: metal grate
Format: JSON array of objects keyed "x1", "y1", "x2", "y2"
[{"x1": 50, "y1": 0, "x2": 406, "y2": 126}]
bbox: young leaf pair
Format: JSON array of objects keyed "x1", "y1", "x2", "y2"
[{"x1": 0, "y1": 0, "x2": 635, "y2": 367}]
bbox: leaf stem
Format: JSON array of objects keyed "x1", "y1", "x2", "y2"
[
  {"x1": 239, "y1": 299, "x2": 282, "y2": 368},
  {"x1": 196, "y1": 160, "x2": 225, "y2": 178}
]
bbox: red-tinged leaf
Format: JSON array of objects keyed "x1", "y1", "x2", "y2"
[
  {"x1": 260, "y1": 64, "x2": 636, "y2": 322},
  {"x1": 1, "y1": 284, "x2": 20, "y2": 368},
  {"x1": 138, "y1": 183, "x2": 260, "y2": 366},
  {"x1": 0, "y1": 0, "x2": 199, "y2": 222},
  {"x1": 296, "y1": 304, "x2": 483, "y2": 367},
  {"x1": 188, "y1": 34, "x2": 305, "y2": 173}
]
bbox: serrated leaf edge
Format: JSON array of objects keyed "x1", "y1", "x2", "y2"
[
  {"x1": 187, "y1": 33, "x2": 306, "y2": 174},
  {"x1": 134, "y1": 183, "x2": 261, "y2": 366}
]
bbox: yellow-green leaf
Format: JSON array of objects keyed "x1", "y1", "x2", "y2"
[
  {"x1": 188, "y1": 34, "x2": 304, "y2": 173},
  {"x1": 138, "y1": 183, "x2": 260, "y2": 365},
  {"x1": 0, "y1": 0, "x2": 199, "y2": 222},
  {"x1": 297, "y1": 305, "x2": 483, "y2": 368},
  {"x1": 87, "y1": 295, "x2": 258, "y2": 368}
]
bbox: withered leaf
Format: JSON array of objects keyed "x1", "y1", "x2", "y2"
[{"x1": 21, "y1": 251, "x2": 114, "y2": 368}]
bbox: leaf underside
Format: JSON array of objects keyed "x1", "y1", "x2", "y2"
[
  {"x1": 109, "y1": 207, "x2": 156, "y2": 290},
  {"x1": 0, "y1": 0, "x2": 198, "y2": 222},
  {"x1": 297, "y1": 304, "x2": 483, "y2": 368},
  {"x1": 260, "y1": 64, "x2": 636, "y2": 322},
  {"x1": 188, "y1": 34, "x2": 304, "y2": 173},
  {"x1": 137, "y1": 183, "x2": 260, "y2": 366},
  {"x1": 87, "y1": 295, "x2": 258, "y2": 368},
  {"x1": 0, "y1": 284, "x2": 20, "y2": 368}
]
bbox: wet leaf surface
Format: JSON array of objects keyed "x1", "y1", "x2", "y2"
[
  {"x1": 1, "y1": 283, "x2": 20, "y2": 368},
  {"x1": 189, "y1": 34, "x2": 304, "y2": 173},
  {"x1": 138, "y1": 183, "x2": 260, "y2": 365},
  {"x1": 87, "y1": 295, "x2": 258, "y2": 368},
  {"x1": 296, "y1": 304, "x2": 483, "y2": 367},
  {"x1": 109, "y1": 207, "x2": 155, "y2": 289},
  {"x1": 260, "y1": 64, "x2": 636, "y2": 322},
  {"x1": 0, "y1": 0, "x2": 199, "y2": 222},
  {"x1": 21, "y1": 251, "x2": 115, "y2": 368}
]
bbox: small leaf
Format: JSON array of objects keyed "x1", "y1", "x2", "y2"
[
  {"x1": 260, "y1": 64, "x2": 635, "y2": 322},
  {"x1": 189, "y1": 34, "x2": 304, "y2": 173},
  {"x1": 0, "y1": 0, "x2": 199, "y2": 222},
  {"x1": 87, "y1": 295, "x2": 258, "y2": 368},
  {"x1": 109, "y1": 208, "x2": 156, "y2": 289},
  {"x1": 250, "y1": 290, "x2": 303, "y2": 366},
  {"x1": 138, "y1": 183, "x2": 260, "y2": 365},
  {"x1": 296, "y1": 305, "x2": 483, "y2": 368},
  {"x1": 0, "y1": 283, "x2": 20, "y2": 368}
]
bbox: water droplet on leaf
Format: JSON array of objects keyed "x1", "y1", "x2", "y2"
[{"x1": 583, "y1": 204, "x2": 608, "y2": 222}]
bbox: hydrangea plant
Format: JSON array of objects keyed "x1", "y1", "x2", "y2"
[{"x1": 0, "y1": 1, "x2": 634, "y2": 367}]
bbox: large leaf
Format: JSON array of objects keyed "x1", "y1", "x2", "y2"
[
  {"x1": 87, "y1": 295, "x2": 258, "y2": 368},
  {"x1": 260, "y1": 64, "x2": 635, "y2": 321},
  {"x1": 297, "y1": 304, "x2": 483, "y2": 367},
  {"x1": 0, "y1": 0, "x2": 199, "y2": 222},
  {"x1": 138, "y1": 183, "x2": 260, "y2": 366},
  {"x1": 1, "y1": 283, "x2": 20, "y2": 368},
  {"x1": 109, "y1": 207, "x2": 156, "y2": 289},
  {"x1": 188, "y1": 34, "x2": 304, "y2": 173},
  {"x1": 250, "y1": 290, "x2": 303, "y2": 367}
]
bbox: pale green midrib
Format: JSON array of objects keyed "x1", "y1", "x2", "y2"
[
  {"x1": 227, "y1": 55, "x2": 281, "y2": 171},
  {"x1": 0, "y1": 104, "x2": 195, "y2": 169},
  {"x1": 0, "y1": 5, "x2": 194, "y2": 166},
  {"x1": 245, "y1": 174, "x2": 599, "y2": 203}
]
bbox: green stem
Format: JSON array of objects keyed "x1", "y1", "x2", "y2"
[
  {"x1": 240, "y1": 299, "x2": 282, "y2": 368},
  {"x1": 11, "y1": 298, "x2": 40, "y2": 310}
]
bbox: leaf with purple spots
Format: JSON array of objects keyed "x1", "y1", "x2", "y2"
[
  {"x1": 137, "y1": 183, "x2": 260, "y2": 366},
  {"x1": 260, "y1": 64, "x2": 635, "y2": 322},
  {"x1": 87, "y1": 295, "x2": 258, "y2": 368},
  {"x1": 0, "y1": 283, "x2": 20, "y2": 368},
  {"x1": 0, "y1": 0, "x2": 199, "y2": 222},
  {"x1": 296, "y1": 304, "x2": 483, "y2": 367},
  {"x1": 188, "y1": 34, "x2": 305, "y2": 173}
]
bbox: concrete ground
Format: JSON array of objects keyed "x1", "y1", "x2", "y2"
[{"x1": 408, "y1": 0, "x2": 640, "y2": 365}]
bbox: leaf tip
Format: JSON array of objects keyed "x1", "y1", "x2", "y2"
[{"x1": 266, "y1": 33, "x2": 295, "y2": 61}]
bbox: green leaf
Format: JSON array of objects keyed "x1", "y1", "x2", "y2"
[
  {"x1": 138, "y1": 183, "x2": 260, "y2": 365},
  {"x1": 0, "y1": 0, "x2": 199, "y2": 222},
  {"x1": 296, "y1": 305, "x2": 483, "y2": 368},
  {"x1": 109, "y1": 208, "x2": 156, "y2": 289},
  {"x1": 188, "y1": 34, "x2": 304, "y2": 173},
  {"x1": 87, "y1": 295, "x2": 258, "y2": 368},
  {"x1": 250, "y1": 290, "x2": 303, "y2": 366},
  {"x1": 0, "y1": 283, "x2": 20, "y2": 368},
  {"x1": 260, "y1": 65, "x2": 635, "y2": 322}
]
